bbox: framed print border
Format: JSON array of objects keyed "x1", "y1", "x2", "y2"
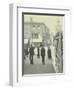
[{"x1": 9, "y1": 3, "x2": 71, "y2": 86}]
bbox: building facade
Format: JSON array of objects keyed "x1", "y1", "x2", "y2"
[{"x1": 24, "y1": 22, "x2": 51, "y2": 47}]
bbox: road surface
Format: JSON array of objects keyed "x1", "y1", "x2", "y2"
[{"x1": 24, "y1": 54, "x2": 56, "y2": 74}]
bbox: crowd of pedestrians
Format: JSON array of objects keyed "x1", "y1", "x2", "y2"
[{"x1": 24, "y1": 44, "x2": 52, "y2": 64}]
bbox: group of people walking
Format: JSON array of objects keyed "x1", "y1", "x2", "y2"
[{"x1": 24, "y1": 45, "x2": 52, "y2": 64}]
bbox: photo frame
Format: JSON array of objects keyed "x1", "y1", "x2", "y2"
[{"x1": 9, "y1": 4, "x2": 71, "y2": 86}]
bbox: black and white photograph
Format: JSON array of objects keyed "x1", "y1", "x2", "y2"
[
  {"x1": 9, "y1": 3, "x2": 72, "y2": 87},
  {"x1": 22, "y1": 13, "x2": 64, "y2": 75}
]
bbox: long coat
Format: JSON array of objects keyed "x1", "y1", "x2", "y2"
[
  {"x1": 29, "y1": 47, "x2": 34, "y2": 56},
  {"x1": 47, "y1": 48, "x2": 51, "y2": 59},
  {"x1": 41, "y1": 47, "x2": 45, "y2": 57}
]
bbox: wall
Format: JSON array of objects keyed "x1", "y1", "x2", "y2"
[{"x1": 0, "y1": 0, "x2": 74, "y2": 90}]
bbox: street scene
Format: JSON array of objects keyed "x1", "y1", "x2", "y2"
[{"x1": 23, "y1": 14, "x2": 64, "y2": 75}]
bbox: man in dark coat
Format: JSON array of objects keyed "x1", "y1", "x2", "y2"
[
  {"x1": 47, "y1": 47, "x2": 52, "y2": 60},
  {"x1": 29, "y1": 45, "x2": 34, "y2": 64},
  {"x1": 41, "y1": 46, "x2": 45, "y2": 64}
]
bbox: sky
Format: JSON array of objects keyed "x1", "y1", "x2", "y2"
[{"x1": 24, "y1": 14, "x2": 64, "y2": 35}]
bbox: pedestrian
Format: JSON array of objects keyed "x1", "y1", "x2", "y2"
[
  {"x1": 37, "y1": 46, "x2": 40, "y2": 58},
  {"x1": 41, "y1": 46, "x2": 45, "y2": 64},
  {"x1": 24, "y1": 48, "x2": 26, "y2": 60},
  {"x1": 29, "y1": 45, "x2": 34, "y2": 64},
  {"x1": 25, "y1": 47, "x2": 29, "y2": 57},
  {"x1": 47, "y1": 46, "x2": 52, "y2": 60}
]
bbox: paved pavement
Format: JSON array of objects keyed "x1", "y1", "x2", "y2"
[{"x1": 24, "y1": 55, "x2": 56, "y2": 74}]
